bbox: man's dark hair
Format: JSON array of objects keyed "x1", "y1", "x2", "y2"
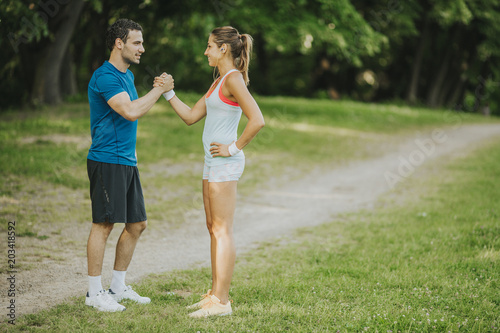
[{"x1": 105, "y1": 18, "x2": 143, "y2": 51}]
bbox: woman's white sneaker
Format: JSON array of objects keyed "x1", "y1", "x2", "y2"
[
  {"x1": 186, "y1": 289, "x2": 212, "y2": 310},
  {"x1": 85, "y1": 290, "x2": 126, "y2": 312},
  {"x1": 109, "y1": 285, "x2": 151, "y2": 304},
  {"x1": 188, "y1": 295, "x2": 232, "y2": 318}
]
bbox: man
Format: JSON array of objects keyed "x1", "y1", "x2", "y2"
[{"x1": 85, "y1": 18, "x2": 174, "y2": 312}]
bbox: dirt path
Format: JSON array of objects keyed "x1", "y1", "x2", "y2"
[{"x1": 4, "y1": 123, "x2": 500, "y2": 317}]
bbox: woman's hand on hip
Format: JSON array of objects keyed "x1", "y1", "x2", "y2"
[{"x1": 210, "y1": 142, "x2": 230, "y2": 157}]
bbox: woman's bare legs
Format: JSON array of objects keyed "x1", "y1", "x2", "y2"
[
  {"x1": 203, "y1": 179, "x2": 216, "y2": 295},
  {"x1": 202, "y1": 179, "x2": 237, "y2": 305}
]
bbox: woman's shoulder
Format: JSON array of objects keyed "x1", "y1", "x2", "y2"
[{"x1": 224, "y1": 70, "x2": 245, "y2": 87}]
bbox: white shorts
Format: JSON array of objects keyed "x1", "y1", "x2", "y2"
[{"x1": 203, "y1": 160, "x2": 245, "y2": 182}]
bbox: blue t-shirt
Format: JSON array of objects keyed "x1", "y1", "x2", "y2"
[{"x1": 87, "y1": 61, "x2": 139, "y2": 166}]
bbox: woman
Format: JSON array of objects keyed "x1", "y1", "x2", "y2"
[{"x1": 155, "y1": 26, "x2": 265, "y2": 317}]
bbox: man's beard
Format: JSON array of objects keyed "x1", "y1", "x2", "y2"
[{"x1": 123, "y1": 53, "x2": 140, "y2": 65}]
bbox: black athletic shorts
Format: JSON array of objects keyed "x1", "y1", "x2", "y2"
[{"x1": 87, "y1": 159, "x2": 147, "y2": 223}]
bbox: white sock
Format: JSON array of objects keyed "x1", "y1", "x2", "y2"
[
  {"x1": 88, "y1": 275, "x2": 103, "y2": 297},
  {"x1": 110, "y1": 270, "x2": 127, "y2": 293}
]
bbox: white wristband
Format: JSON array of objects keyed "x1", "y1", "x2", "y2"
[
  {"x1": 162, "y1": 90, "x2": 175, "y2": 101},
  {"x1": 228, "y1": 142, "x2": 241, "y2": 156}
]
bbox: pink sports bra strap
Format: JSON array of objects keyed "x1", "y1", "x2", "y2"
[{"x1": 219, "y1": 69, "x2": 240, "y2": 106}]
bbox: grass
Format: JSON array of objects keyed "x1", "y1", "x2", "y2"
[
  {"x1": 5, "y1": 124, "x2": 500, "y2": 332},
  {"x1": 0, "y1": 94, "x2": 496, "y2": 256},
  {"x1": 0, "y1": 95, "x2": 445, "y2": 235},
  {"x1": 1, "y1": 95, "x2": 498, "y2": 331},
  {"x1": 0, "y1": 93, "x2": 487, "y2": 187}
]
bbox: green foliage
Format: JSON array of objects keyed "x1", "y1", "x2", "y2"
[
  {"x1": 230, "y1": 0, "x2": 386, "y2": 64},
  {"x1": 0, "y1": 1, "x2": 50, "y2": 50},
  {"x1": 431, "y1": 0, "x2": 474, "y2": 26},
  {"x1": 2, "y1": 0, "x2": 500, "y2": 112},
  {"x1": 0, "y1": 1, "x2": 50, "y2": 108}
]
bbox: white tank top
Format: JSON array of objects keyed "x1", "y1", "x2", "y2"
[{"x1": 203, "y1": 69, "x2": 245, "y2": 166}]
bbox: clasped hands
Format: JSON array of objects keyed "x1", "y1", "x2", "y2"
[
  {"x1": 153, "y1": 72, "x2": 231, "y2": 157},
  {"x1": 153, "y1": 72, "x2": 174, "y2": 92}
]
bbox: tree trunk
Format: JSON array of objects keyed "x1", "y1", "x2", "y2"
[
  {"x1": 60, "y1": 48, "x2": 78, "y2": 97},
  {"x1": 436, "y1": 70, "x2": 456, "y2": 106},
  {"x1": 426, "y1": 45, "x2": 452, "y2": 107},
  {"x1": 446, "y1": 75, "x2": 466, "y2": 109},
  {"x1": 473, "y1": 63, "x2": 490, "y2": 113},
  {"x1": 406, "y1": 18, "x2": 430, "y2": 104},
  {"x1": 427, "y1": 26, "x2": 463, "y2": 108},
  {"x1": 31, "y1": 0, "x2": 84, "y2": 105},
  {"x1": 448, "y1": 36, "x2": 478, "y2": 109},
  {"x1": 254, "y1": 32, "x2": 268, "y2": 94}
]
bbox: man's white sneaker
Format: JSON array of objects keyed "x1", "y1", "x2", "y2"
[
  {"x1": 85, "y1": 290, "x2": 126, "y2": 312},
  {"x1": 109, "y1": 285, "x2": 151, "y2": 304}
]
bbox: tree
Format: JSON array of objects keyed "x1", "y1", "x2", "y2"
[
  {"x1": 1, "y1": 0, "x2": 49, "y2": 108},
  {"x1": 0, "y1": 0, "x2": 85, "y2": 107},
  {"x1": 1, "y1": 0, "x2": 500, "y2": 114},
  {"x1": 399, "y1": 0, "x2": 500, "y2": 110},
  {"x1": 30, "y1": 0, "x2": 85, "y2": 105}
]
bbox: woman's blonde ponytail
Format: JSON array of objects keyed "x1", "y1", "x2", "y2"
[
  {"x1": 237, "y1": 34, "x2": 253, "y2": 85},
  {"x1": 211, "y1": 27, "x2": 253, "y2": 85}
]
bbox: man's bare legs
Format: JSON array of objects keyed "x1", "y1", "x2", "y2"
[
  {"x1": 114, "y1": 221, "x2": 147, "y2": 271},
  {"x1": 87, "y1": 221, "x2": 147, "y2": 275},
  {"x1": 87, "y1": 222, "x2": 114, "y2": 277},
  {"x1": 86, "y1": 220, "x2": 148, "y2": 310}
]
